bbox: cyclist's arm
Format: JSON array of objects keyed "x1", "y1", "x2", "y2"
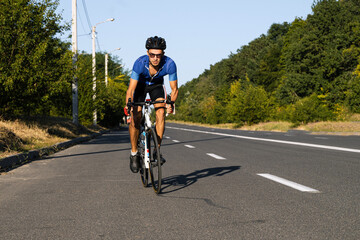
[
  {"x1": 169, "y1": 79, "x2": 178, "y2": 103},
  {"x1": 126, "y1": 78, "x2": 138, "y2": 104},
  {"x1": 167, "y1": 60, "x2": 178, "y2": 102},
  {"x1": 126, "y1": 59, "x2": 143, "y2": 104}
]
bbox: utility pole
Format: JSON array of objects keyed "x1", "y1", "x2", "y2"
[
  {"x1": 92, "y1": 25, "x2": 97, "y2": 126},
  {"x1": 71, "y1": 0, "x2": 79, "y2": 125},
  {"x1": 91, "y1": 18, "x2": 114, "y2": 126},
  {"x1": 105, "y1": 48, "x2": 120, "y2": 86},
  {"x1": 105, "y1": 53, "x2": 108, "y2": 86}
]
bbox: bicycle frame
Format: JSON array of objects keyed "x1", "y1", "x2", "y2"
[
  {"x1": 135, "y1": 99, "x2": 166, "y2": 169},
  {"x1": 140, "y1": 100, "x2": 153, "y2": 169}
]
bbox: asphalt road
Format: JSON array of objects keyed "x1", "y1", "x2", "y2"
[{"x1": 0, "y1": 123, "x2": 359, "y2": 239}]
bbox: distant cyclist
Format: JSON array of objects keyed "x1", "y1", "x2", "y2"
[{"x1": 125, "y1": 36, "x2": 178, "y2": 173}]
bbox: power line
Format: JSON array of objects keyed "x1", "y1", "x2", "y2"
[
  {"x1": 96, "y1": 37, "x2": 102, "y2": 52},
  {"x1": 77, "y1": 2, "x2": 90, "y2": 38},
  {"x1": 81, "y1": 0, "x2": 102, "y2": 51},
  {"x1": 79, "y1": 33, "x2": 91, "y2": 37},
  {"x1": 81, "y1": 0, "x2": 92, "y2": 32}
]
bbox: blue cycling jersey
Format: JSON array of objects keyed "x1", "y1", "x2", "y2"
[{"x1": 130, "y1": 55, "x2": 177, "y2": 85}]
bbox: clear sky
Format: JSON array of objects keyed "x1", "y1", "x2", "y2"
[{"x1": 57, "y1": 0, "x2": 314, "y2": 91}]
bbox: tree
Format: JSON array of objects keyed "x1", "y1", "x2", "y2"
[
  {"x1": 75, "y1": 52, "x2": 128, "y2": 126},
  {"x1": 279, "y1": 0, "x2": 360, "y2": 105},
  {"x1": 0, "y1": 0, "x2": 73, "y2": 116}
]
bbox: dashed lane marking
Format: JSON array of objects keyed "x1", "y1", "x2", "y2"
[
  {"x1": 206, "y1": 153, "x2": 226, "y2": 160},
  {"x1": 257, "y1": 173, "x2": 320, "y2": 193},
  {"x1": 172, "y1": 140, "x2": 180, "y2": 143},
  {"x1": 184, "y1": 145, "x2": 195, "y2": 149}
]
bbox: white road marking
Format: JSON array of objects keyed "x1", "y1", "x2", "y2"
[
  {"x1": 167, "y1": 126, "x2": 360, "y2": 153},
  {"x1": 315, "y1": 137, "x2": 328, "y2": 140},
  {"x1": 207, "y1": 153, "x2": 226, "y2": 160},
  {"x1": 257, "y1": 173, "x2": 320, "y2": 193},
  {"x1": 184, "y1": 145, "x2": 195, "y2": 149},
  {"x1": 164, "y1": 136, "x2": 170, "y2": 139},
  {"x1": 172, "y1": 140, "x2": 180, "y2": 143}
]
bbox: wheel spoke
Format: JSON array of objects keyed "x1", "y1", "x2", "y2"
[
  {"x1": 138, "y1": 131, "x2": 148, "y2": 187},
  {"x1": 149, "y1": 128, "x2": 162, "y2": 194}
]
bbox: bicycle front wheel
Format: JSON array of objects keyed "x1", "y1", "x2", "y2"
[
  {"x1": 148, "y1": 128, "x2": 162, "y2": 194},
  {"x1": 138, "y1": 131, "x2": 148, "y2": 187}
]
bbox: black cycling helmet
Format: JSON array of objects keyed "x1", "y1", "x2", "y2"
[{"x1": 145, "y1": 36, "x2": 166, "y2": 50}]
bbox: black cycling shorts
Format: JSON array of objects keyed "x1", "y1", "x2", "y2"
[{"x1": 133, "y1": 83, "x2": 166, "y2": 103}]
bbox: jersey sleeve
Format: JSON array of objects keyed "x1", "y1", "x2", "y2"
[
  {"x1": 130, "y1": 70, "x2": 139, "y2": 80},
  {"x1": 131, "y1": 57, "x2": 144, "y2": 80},
  {"x1": 167, "y1": 60, "x2": 177, "y2": 81}
]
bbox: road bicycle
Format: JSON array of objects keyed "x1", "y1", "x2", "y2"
[{"x1": 127, "y1": 98, "x2": 173, "y2": 194}]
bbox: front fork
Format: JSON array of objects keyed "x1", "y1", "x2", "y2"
[
  {"x1": 143, "y1": 109, "x2": 152, "y2": 169},
  {"x1": 141, "y1": 130, "x2": 150, "y2": 169}
]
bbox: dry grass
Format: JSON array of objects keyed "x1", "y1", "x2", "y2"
[
  {"x1": 349, "y1": 113, "x2": 360, "y2": 121},
  {"x1": 0, "y1": 119, "x2": 66, "y2": 152},
  {"x1": 297, "y1": 121, "x2": 360, "y2": 135},
  {"x1": 0, "y1": 116, "x2": 104, "y2": 159},
  {"x1": 239, "y1": 122, "x2": 293, "y2": 132}
]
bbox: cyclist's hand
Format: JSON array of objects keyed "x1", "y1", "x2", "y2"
[
  {"x1": 166, "y1": 101, "x2": 175, "y2": 114},
  {"x1": 124, "y1": 106, "x2": 130, "y2": 116},
  {"x1": 125, "y1": 98, "x2": 132, "y2": 116}
]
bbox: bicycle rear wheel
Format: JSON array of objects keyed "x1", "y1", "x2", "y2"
[
  {"x1": 148, "y1": 128, "x2": 162, "y2": 194},
  {"x1": 138, "y1": 131, "x2": 148, "y2": 187}
]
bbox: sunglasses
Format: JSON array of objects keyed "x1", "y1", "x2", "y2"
[{"x1": 149, "y1": 52, "x2": 163, "y2": 58}]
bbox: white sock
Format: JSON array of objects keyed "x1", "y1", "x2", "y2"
[{"x1": 131, "y1": 151, "x2": 138, "y2": 156}]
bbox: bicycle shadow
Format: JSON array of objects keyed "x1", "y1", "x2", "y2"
[{"x1": 160, "y1": 166, "x2": 241, "y2": 194}]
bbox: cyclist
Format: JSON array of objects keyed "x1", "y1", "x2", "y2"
[{"x1": 125, "y1": 36, "x2": 178, "y2": 173}]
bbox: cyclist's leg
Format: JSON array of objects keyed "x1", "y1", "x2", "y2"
[
  {"x1": 129, "y1": 106, "x2": 142, "y2": 152},
  {"x1": 148, "y1": 84, "x2": 166, "y2": 147},
  {"x1": 129, "y1": 83, "x2": 146, "y2": 152},
  {"x1": 129, "y1": 84, "x2": 147, "y2": 173}
]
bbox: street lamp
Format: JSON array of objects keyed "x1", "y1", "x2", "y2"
[
  {"x1": 92, "y1": 18, "x2": 114, "y2": 126},
  {"x1": 105, "y1": 47, "x2": 121, "y2": 86}
]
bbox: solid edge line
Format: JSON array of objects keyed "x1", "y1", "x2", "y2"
[
  {"x1": 167, "y1": 126, "x2": 360, "y2": 153},
  {"x1": 257, "y1": 173, "x2": 320, "y2": 193}
]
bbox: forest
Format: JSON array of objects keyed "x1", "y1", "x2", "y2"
[
  {"x1": 0, "y1": 0, "x2": 129, "y2": 127},
  {"x1": 172, "y1": 0, "x2": 360, "y2": 126}
]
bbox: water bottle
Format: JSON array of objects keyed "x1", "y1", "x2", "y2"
[{"x1": 140, "y1": 131, "x2": 145, "y2": 145}]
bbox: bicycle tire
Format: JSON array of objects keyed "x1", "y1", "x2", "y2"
[
  {"x1": 148, "y1": 128, "x2": 162, "y2": 194},
  {"x1": 138, "y1": 131, "x2": 148, "y2": 187}
]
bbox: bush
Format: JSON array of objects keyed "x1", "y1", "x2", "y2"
[
  {"x1": 226, "y1": 80, "x2": 270, "y2": 125},
  {"x1": 289, "y1": 94, "x2": 335, "y2": 124},
  {"x1": 345, "y1": 76, "x2": 360, "y2": 113}
]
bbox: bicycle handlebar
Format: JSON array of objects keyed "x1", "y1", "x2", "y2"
[
  {"x1": 127, "y1": 98, "x2": 173, "y2": 106},
  {"x1": 125, "y1": 98, "x2": 174, "y2": 116}
]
